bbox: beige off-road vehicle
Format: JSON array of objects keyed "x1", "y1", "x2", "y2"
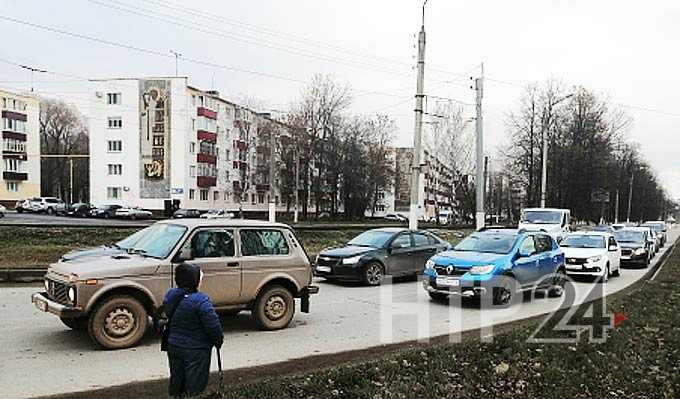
[{"x1": 32, "y1": 219, "x2": 318, "y2": 349}]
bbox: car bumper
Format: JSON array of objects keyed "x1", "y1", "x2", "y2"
[
  {"x1": 565, "y1": 263, "x2": 605, "y2": 276},
  {"x1": 621, "y1": 253, "x2": 647, "y2": 264},
  {"x1": 313, "y1": 263, "x2": 365, "y2": 281},
  {"x1": 31, "y1": 292, "x2": 84, "y2": 318}
]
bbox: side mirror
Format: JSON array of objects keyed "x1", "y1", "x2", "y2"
[
  {"x1": 176, "y1": 246, "x2": 193, "y2": 262},
  {"x1": 608, "y1": 245, "x2": 618, "y2": 252}
]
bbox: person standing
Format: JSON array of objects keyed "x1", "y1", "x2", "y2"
[{"x1": 163, "y1": 263, "x2": 223, "y2": 398}]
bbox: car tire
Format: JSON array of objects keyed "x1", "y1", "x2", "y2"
[
  {"x1": 60, "y1": 316, "x2": 88, "y2": 330},
  {"x1": 88, "y1": 295, "x2": 148, "y2": 349},
  {"x1": 17, "y1": 208, "x2": 23, "y2": 213},
  {"x1": 612, "y1": 265, "x2": 621, "y2": 277},
  {"x1": 428, "y1": 292, "x2": 449, "y2": 302},
  {"x1": 492, "y1": 275, "x2": 516, "y2": 306},
  {"x1": 0, "y1": 212, "x2": 4, "y2": 219},
  {"x1": 363, "y1": 262, "x2": 384, "y2": 286},
  {"x1": 46, "y1": 207, "x2": 55, "y2": 215},
  {"x1": 104, "y1": 213, "x2": 110, "y2": 219},
  {"x1": 548, "y1": 268, "x2": 567, "y2": 297},
  {"x1": 252, "y1": 285, "x2": 295, "y2": 330}
]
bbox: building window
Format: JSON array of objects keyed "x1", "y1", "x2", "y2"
[
  {"x1": 6, "y1": 181, "x2": 19, "y2": 192},
  {"x1": 225, "y1": 149, "x2": 230, "y2": 161},
  {"x1": 2, "y1": 97, "x2": 26, "y2": 111},
  {"x1": 213, "y1": 191, "x2": 219, "y2": 201},
  {"x1": 200, "y1": 189, "x2": 209, "y2": 201},
  {"x1": 189, "y1": 142, "x2": 196, "y2": 154},
  {"x1": 251, "y1": 194, "x2": 256, "y2": 204},
  {"x1": 191, "y1": 118, "x2": 196, "y2": 131},
  {"x1": 191, "y1": 95, "x2": 196, "y2": 106},
  {"x1": 258, "y1": 193, "x2": 265, "y2": 204},
  {"x1": 108, "y1": 164, "x2": 122, "y2": 175},
  {"x1": 189, "y1": 189, "x2": 195, "y2": 200},
  {"x1": 107, "y1": 93, "x2": 121, "y2": 105},
  {"x1": 107, "y1": 117, "x2": 122, "y2": 129},
  {"x1": 4, "y1": 158, "x2": 21, "y2": 172},
  {"x1": 107, "y1": 187, "x2": 122, "y2": 199},
  {"x1": 3, "y1": 138, "x2": 25, "y2": 153},
  {"x1": 189, "y1": 165, "x2": 196, "y2": 177},
  {"x1": 224, "y1": 192, "x2": 229, "y2": 201},
  {"x1": 107, "y1": 140, "x2": 122, "y2": 152},
  {"x1": 3, "y1": 118, "x2": 26, "y2": 133}
]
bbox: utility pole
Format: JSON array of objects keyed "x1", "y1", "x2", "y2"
[
  {"x1": 484, "y1": 155, "x2": 489, "y2": 214},
  {"x1": 474, "y1": 66, "x2": 485, "y2": 230},
  {"x1": 294, "y1": 142, "x2": 300, "y2": 224},
  {"x1": 614, "y1": 189, "x2": 620, "y2": 223},
  {"x1": 69, "y1": 158, "x2": 74, "y2": 204},
  {"x1": 268, "y1": 126, "x2": 276, "y2": 222},
  {"x1": 408, "y1": 0, "x2": 428, "y2": 231},
  {"x1": 19, "y1": 65, "x2": 47, "y2": 92},
  {"x1": 626, "y1": 172, "x2": 634, "y2": 223},
  {"x1": 169, "y1": 50, "x2": 182, "y2": 77}
]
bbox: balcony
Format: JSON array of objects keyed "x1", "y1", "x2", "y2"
[
  {"x1": 197, "y1": 130, "x2": 217, "y2": 143},
  {"x1": 197, "y1": 107, "x2": 217, "y2": 120},
  {"x1": 197, "y1": 153, "x2": 216, "y2": 164},
  {"x1": 1, "y1": 110, "x2": 27, "y2": 122},
  {"x1": 2, "y1": 131, "x2": 27, "y2": 141},
  {"x1": 3, "y1": 171, "x2": 27, "y2": 181},
  {"x1": 256, "y1": 184, "x2": 270, "y2": 192},
  {"x1": 197, "y1": 176, "x2": 216, "y2": 188},
  {"x1": 232, "y1": 160, "x2": 248, "y2": 170}
]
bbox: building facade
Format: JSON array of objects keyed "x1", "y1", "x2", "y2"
[
  {"x1": 0, "y1": 89, "x2": 40, "y2": 206},
  {"x1": 88, "y1": 77, "x2": 291, "y2": 213}
]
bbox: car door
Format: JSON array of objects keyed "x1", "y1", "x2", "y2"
[
  {"x1": 411, "y1": 232, "x2": 438, "y2": 273},
  {"x1": 513, "y1": 236, "x2": 541, "y2": 286},
  {"x1": 181, "y1": 228, "x2": 241, "y2": 306},
  {"x1": 385, "y1": 233, "x2": 415, "y2": 276},
  {"x1": 607, "y1": 236, "x2": 621, "y2": 269}
]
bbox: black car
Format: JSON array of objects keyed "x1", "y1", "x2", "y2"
[
  {"x1": 67, "y1": 203, "x2": 93, "y2": 218},
  {"x1": 614, "y1": 229, "x2": 652, "y2": 267},
  {"x1": 173, "y1": 208, "x2": 203, "y2": 219},
  {"x1": 314, "y1": 228, "x2": 451, "y2": 285},
  {"x1": 90, "y1": 204, "x2": 123, "y2": 219}
]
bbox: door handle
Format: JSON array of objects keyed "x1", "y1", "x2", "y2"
[{"x1": 227, "y1": 262, "x2": 239, "y2": 267}]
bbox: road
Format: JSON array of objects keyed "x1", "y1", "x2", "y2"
[
  {"x1": 0, "y1": 212, "x2": 152, "y2": 227},
  {"x1": 0, "y1": 229, "x2": 676, "y2": 399}
]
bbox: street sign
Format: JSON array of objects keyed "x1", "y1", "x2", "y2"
[{"x1": 171, "y1": 188, "x2": 184, "y2": 194}]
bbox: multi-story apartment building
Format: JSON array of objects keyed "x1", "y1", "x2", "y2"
[
  {"x1": 0, "y1": 89, "x2": 40, "y2": 206},
  {"x1": 88, "y1": 77, "x2": 291, "y2": 213}
]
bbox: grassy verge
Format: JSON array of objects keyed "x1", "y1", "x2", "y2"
[
  {"x1": 205, "y1": 243, "x2": 680, "y2": 398},
  {"x1": 0, "y1": 227, "x2": 469, "y2": 269}
]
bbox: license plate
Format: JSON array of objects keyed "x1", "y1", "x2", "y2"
[
  {"x1": 316, "y1": 266, "x2": 331, "y2": 273},
  {"x1": 33, "y1": 297, "x2": 48, "y2": 312},
  {"x1": 436, "y1": 276, "x2": 459, "y2": 287}
]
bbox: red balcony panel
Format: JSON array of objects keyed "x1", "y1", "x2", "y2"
[
  {"x1": 197, "y1": 107, "x2": 217, "y2": 120},
  {"x1": 197, "y1": 153, "x2": 216, "y2": 164},
  {"x1": 2, "y1": 131, "x2": 27, "y2": 141},
  {"x1": 197, "y1": 130, "x2": 217, "y2": 143},
  {"x1": 197, "y1": 176, "x2": 216, "y2": 188},
  {"x1": 1, "y1": 111, "x2": 27, "y2": 122}
]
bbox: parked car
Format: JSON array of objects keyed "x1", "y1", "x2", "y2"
[
  {"x1": 173, "y1": 208, "x2": 203, "y2": 219},
  {"x1": 90, "y1": 204, "x2": 123, "y2": 219},
  {"x1": 560, "y1": 232, "x2": 621, "y2": 282},
  {"x1": 632, "y1": 226, "x2": 658, "y2": 256},
  {"x1": 59, "y1": 226, "x2": 152, "y2": 263},
  {"x1": 518, "y1": 208, "x2": 571, "y2": 242},
  {"x1": 614, "y1": 228, "x2": 652, "y2": 267},
  {"x1": 640, "y1": 221, "x2": 667, "y2": 248},
  {"x1": 314, "y1": 228, "x2": 450, "y2": 285},
  {"x1": 200, "y1": 209, "x2": 234, "y2": 219},
  {"x1": 115, "y1": 206, "x2": 153, "y2": 220},
  {"x1": 15, "y1": 199, "x2": 31, "y2": 213},
  {"x1": 0, "y1": 204, "x2": 5, "y2": 218},
  {"x1": 423, "y1": 228, "x2": 566, "y2": 305},
  {"x1": 66, "y1": 203, "x2": 93, "y2": 218},
  {"x1": 32, "y1": 219, "x2": 319, "y2": 349},
  {"x1": 383, "y1": 213, "x2": 408, "y2": 223},
  {"x1": 437, "y1": 210, "x2": 454, "y2": 225},
  {"x1": 36, "y1": 197, "x2": 68, "y2": 215}
]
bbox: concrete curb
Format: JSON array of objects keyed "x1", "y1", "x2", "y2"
[{"x1": 0, "y1": 268, "x2": 45, "y2": 283}]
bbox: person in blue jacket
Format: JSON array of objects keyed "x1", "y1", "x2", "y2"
[{"x1": 163, "y1": 263, "x2": 223, "y2": 398}]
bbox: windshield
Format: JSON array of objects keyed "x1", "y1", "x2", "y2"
[
  {"x1": 454, "y1": 233, "x2": 517, "y2": 254},
  {"x1": 614, "y1": 230, "x2": 645, "y2": 243},
  {"x1": 642, "y1": 223, "x2": 663, "y2": 232},
  {"x1": 115, "y1": 227, "x2": 153, "y2": 250},
  {"x1": 127, "y1": 224, "x2": 187, "y2": 258},
  {"x1": 560, "y1": 235, "x2": 605, "y2": 248},
  {"x1": 348, "y1": 230, "x2": 395, "y2": 248},
  {"x1": 521, "y1": 211, "x2": 563, "y2": 224}
]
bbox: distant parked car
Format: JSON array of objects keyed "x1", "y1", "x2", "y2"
[
  {"x1": 614, "y1": 228, "x2": 653, "y2": 267},
  {"x1": 66, "y1": 203, "x2": 93, "y2": 218},
  {"x1": 115, "y1": 207, "x2": 153, "y2": 220},
  {"x1": 15, "y1": 199, "x2": 31, "y2": 213},
  {"x1": 34, "y1": 197, "x2": 67, "y2": 215},
  {"x1": 314, "y1": 228, "x2": 450, "y2": 285},
  {"x1": 632, "y1": 226, "x2": 658, "y2": 256},
  {"x1": 383, "y1": 213, "x2": 408, "y2": 223},
  {"x1": 90, "y1": 204, "x2": 123, "y2": 219},
  {"x1": 0, "y1": 204, "x2": 5, "y2": 218},
  {"x1": 200, "y1": 209, "x2": 234, "y2": 219},
  {"x1": 640, "y1": 221, "x2": 667, "y2": 248},
  {"x1": 423, "y1": 228, "x2": 566, "y2": 305},
  {"x1": 173, "y1": 208, "x2": 203, "y2": 219},
  {"x1": 560, "y1": 232, "x2": 621, "y2": 282}
]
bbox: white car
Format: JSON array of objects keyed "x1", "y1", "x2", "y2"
[
  {"x1": 200, "y1": 209, "x2": 234, "y2": 219},
  {"x1": 383, "y1": 213, "x2": 407, "y2": 222},
  {"x1": 518, "y1": 208, "x2": 572, "y2": 242},
  {"x1": 114, "y1": 207, "x2": 153, "y2": 220},
  {"x1": 0, "y1": 204, "x2": 5, "y2": 218},
  {"x1": 560, "y1": 232, "x2": 621, "y2": 282}
]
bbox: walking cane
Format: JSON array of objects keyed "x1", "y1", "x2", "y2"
[{"x1": 216, "y1": 347, "x2": 225, "y2": 398}]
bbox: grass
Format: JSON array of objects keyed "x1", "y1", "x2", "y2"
[
  {"x1": 0, "y1": 226, "x2": 470, "y2": 269},
  {"x1": 203, "y1": 243, "x2": 680, "y2": 398}
]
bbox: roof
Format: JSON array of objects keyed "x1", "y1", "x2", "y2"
[
  {"x1": 522, "y1": 208, "x2": 570, "y2": 212},
  {"x1": 157, "y1": 218, "x2": 292, "y2": 229}
]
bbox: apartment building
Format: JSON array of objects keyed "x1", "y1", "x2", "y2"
[
  {"x1": 0, "y1": 89, "x2": 40, "y2": 206},
  {"x1": 88, "y1": 77, "x2": 291, "y2": 213}
]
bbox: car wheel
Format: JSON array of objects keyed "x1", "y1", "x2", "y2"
[
  {"x1": 612, "y1": 264, "x2": 621, "y2": 277},
  {"x1": 492, "y1": 275, "x2": 516, "y2": 306},
  {"x1": 46, "y1": 207, "x2": 55, "y2": 215},
  {"x1": 60, "y1": 316, "x2": 88, "y2": 330},
  {"x1": 0, "y1": 212, "x2": 4, "y2": 218},
  {"x1": 363, "y1": 262, "x2": 384, "y2": 286},
  {"x1": 428, "y1": 292, "x2": 449, "y2": 302},
  {"x1": 548, "y1": 268, "x2": 567, "y2": 297},
  {"x1": 104, "y1": 213, "x2": 110, "y2": 219},
  {"x1": 17, "y1": 208, "x2": 23, "y2": 213},
  {"x1": 88, "y1": 295, "x2": 148, "y2": 349},
  {"x1": 252, "y1": 285, "x2": 295, "y2": 330},
  {"x1": 599, "y1": 264, "x2": 610, "y2": 284}
]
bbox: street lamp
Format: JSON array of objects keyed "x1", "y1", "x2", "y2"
[{"x1": 540, "y1": 93, "x2": 574, "y2": 207}]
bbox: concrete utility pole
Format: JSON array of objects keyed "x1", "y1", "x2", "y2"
[
  {"x1": 540, "y1": 93, "x2": 574, "y2": 207},
  {"x1": 294, "y1": 143, "x2": 299, "y2": 224},
  {"x1": 408, "y1": 0, "x2": 428, "y2": 231},
  {"x1": 614, "y1": 189, "x2": 620, "y2": 223},
  {"x1": 268, "y1": 126, "x2": 276, "y2": 222},
  {"x1": 474, "y1": 67, "x2": 485, "y2": 230},
  {"x1": 170, "y1": 50, "x2": 182, "y2": 77},
  {"x1": 626, "y1": 172, "x2": 634, "y2": 222}
]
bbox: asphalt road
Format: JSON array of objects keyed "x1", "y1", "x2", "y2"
[
  {"x1": 0, "y1": 229, "x2": 676, "y2": 399},
  {"x1": 0, "y1": 212, "x2": 153, "y2": 227}
]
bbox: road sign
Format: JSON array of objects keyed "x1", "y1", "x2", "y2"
[{"x1": 171, "y1": 188, "x2": 184, "y2": 194}]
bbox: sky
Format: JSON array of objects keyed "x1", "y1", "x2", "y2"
[{"x1": 1, "y1": 0, "x2": 678, "y2": 198}]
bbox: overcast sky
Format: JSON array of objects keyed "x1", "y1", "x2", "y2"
[{"x1": 1, "y1": 0, "x2": 678, "y2": 198}]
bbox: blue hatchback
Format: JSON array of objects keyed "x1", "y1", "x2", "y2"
[{"x1": 423, "y1": 228, "x2": 566, "y2": 305}]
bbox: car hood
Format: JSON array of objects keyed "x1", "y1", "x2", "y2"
[
  {"x1": 618, "y1": 241, "x2": 646, "y2": 249},
  {"x1": 518, "y1": 223, "x2": 562, "y2": 233},
  {"x1": 561, "y1": 247, "x2": 605, "y2": 258},
  {"x1": 61, "y1": 246, "x2": 126, "y2": 262},
  {"x1": 319, "y1": 245, "x2": 378, "y2": 258},
  {"x1": 432, "y1": 250, "x2": 509, "y2": 267},
  {"x1": 48, "y1": 254, "x2": 161, "y2": 280}
]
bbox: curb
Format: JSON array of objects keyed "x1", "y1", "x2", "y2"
[{"x1": 0, "y1": 268, "x2": 45, "y2": 283}]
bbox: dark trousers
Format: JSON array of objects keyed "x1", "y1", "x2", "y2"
[{"x1": 167, "y1": 345, "x2": 212, "y2": 398}]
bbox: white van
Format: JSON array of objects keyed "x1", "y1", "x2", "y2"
[{"x1": 518, "y1": 208, "x2": 571, "y2": 242}]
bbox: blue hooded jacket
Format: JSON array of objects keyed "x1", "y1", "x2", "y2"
[{"x1": 163, "y1": 287, "x2": 224, "y2": 350}]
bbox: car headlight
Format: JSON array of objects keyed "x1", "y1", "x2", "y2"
[
  {"x1": 587, "y1": 255, "x2": 602, "y2": 263},
  {"x1": 469, "y1": 264, "x2": 495, "y2": 275},
  {"x1": 44, "y1": 279, "x2": 49, "y2": 292},
  {"x1": 342, "y1": 255, "x2": 363, "y2": 265},
  {"x1": 67, "y1": 287, "x2": 76, "y2": 303},
  {"x1": 634, "y1": 248, "x2": 646, "y2": 255},
  {"x1": 425, "y1": 259, "x2": 435, "y2": 269}
]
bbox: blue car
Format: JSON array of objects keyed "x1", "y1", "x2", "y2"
[{"x1": 423, "y1": 228, "x2": 566, "y2": 305}]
